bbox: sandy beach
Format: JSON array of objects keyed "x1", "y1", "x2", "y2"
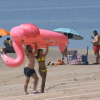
[{"x1": 0, "y1": 48, "x2": 100, "y2": 100}]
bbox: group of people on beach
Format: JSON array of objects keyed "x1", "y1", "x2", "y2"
[
  {"x1": 0, "y1": 38, "x2": 48, "y2": 94},
  {"x1": 61, "y1": 30, "x2": 100, "y2": 65},
  {"x1": 22, "y1": 30, "x2": 99, "y2": 95},
  {"x1": 22, "y1": 40, "x2": 48, "y2": 95},
  {"x1": 0, "y1": 30, "x2": 100, "y2": 95}
]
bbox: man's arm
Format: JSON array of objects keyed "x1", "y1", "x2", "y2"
[
  {"x1": 91, "y1": 36, "x2": 94, "y2": 39},
  {"x1": 22, "y1": 40, "x2": 29, "y2": 55},
  {"x1": 44, "y1": 45, "x2": 49, "y2": 57},
  {"x1": 62, "y1": 51, "x2": 65, "y2": 61},
  {"x1": 32, "y1": 43, "x2": 37, "y2": 55}
]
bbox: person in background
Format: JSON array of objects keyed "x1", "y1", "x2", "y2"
[
  {"x1": 22, "y1": 40, "x2": 39, "y2": 95},
  {"x1": 91, "y1": 30, "x2": 99, "y2": 64},
  {"x1": 3, "y1": 37, "x2": 12, "y2": 47},
  {"x1": 36, "y1": 45, "x2": 48, "y2": 93},
  {"x1": 61, "y1": 44, "x2": 69, "y2": 64}
]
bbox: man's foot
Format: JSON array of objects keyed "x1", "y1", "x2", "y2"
[
  {"x1": 32, "y1": 91, "x2": 39, "y2": 94},
  {"x1": 93, "y1": 62, "x2": 99, "y2": 64},
  {"x1": 24, "y1": 92, "x2": 29, "y2": 95}
]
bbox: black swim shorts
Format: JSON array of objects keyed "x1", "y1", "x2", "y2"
[{"x1": 24, "y1": 67, "x2": 36, "y2": 77}]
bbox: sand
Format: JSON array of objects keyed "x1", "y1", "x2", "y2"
[{"x1": 0, "y1": 48, "x2": 100, "y2": 100}]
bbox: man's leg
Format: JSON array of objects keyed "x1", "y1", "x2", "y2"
[
  {"x1": 61, "y1": 52, "x2": 64, "y2": 61},
  {"x1": 95, "y1": 53, "x2": 99, "y2": 63},
  {"x1": 31, "y1": 73, "x2": 39, "y2": 92},
  {"x1": 65, "y1": 50, "x2": 69, "y2": 64},
  {"x1": 24, "y1": 77, "x2": 30, "y2": 94},
  {"x1": 67, "y1": 58, "x2": 69, "y2": 64}
]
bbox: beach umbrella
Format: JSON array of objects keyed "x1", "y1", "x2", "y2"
[
  {"x1": 53, "y1": 28, "x2": 83, "y2": 40},
  {"x1": 0, "y1": 29, "x2": 10, "y2": 36}
]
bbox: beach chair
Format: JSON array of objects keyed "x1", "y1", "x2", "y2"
[
  {"x1": 5, "y1": 43, "x2": 15, "y2": 53},
  {"x1": 66, "y1": 50, "x2": 81, "y2": 64}
]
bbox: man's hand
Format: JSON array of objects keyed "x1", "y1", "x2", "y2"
[
  {"x1": 35, "y1": 43, "x2": 37, "y2": 47},
  {"x1": 90, "y1": 41, "x2": 93, "y2": 43},
  {"x1": 91, "y1": 36, "x2": 94, "y2": 39},
  {"x1": 32, "y1": 42, "x2": 36, "y2": 45},
  {"x1": 21, "y1": 40, "x2": 24, "y2": 44},
  {"x1": 33, "y1": 43, "x2": 37, "y2": 47}
]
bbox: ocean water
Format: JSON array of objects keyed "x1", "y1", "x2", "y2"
[{"x1": 0, "y1": 0, "x2": 100, "y2": 49}]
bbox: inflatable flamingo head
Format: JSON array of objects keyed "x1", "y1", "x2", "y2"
[
  {"x1": 10, "y1": 23, "x2": 40, "y2": 41},
  {"x1": 1, "y1": 23, "x2": 40, "y2": 68}
]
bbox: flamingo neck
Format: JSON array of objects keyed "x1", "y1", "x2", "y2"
[
  {"x1": 12, "y1": 41, "x2": 24, "y2": 60},
  {"x1": 1, "y1": 41, "x2": 24, "y2": 67}
]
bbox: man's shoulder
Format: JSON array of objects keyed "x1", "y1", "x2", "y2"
[
  {"x1": 96, "y1": 35, "x2": 99, "y2": 38},
  {"x1": 95, "y1": 35, "x2": 99, "y2": 38}
]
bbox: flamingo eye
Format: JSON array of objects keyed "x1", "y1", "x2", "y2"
[{"x1": 6, "y1": 61, "x2": 8, "y2": 63}]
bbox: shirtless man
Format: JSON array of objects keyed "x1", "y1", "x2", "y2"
[
  {"x1": 22, "y1": 40, "x2": 39, "y2": 95},
  {"x1": 91, "y1": 30, "x2": 99, "y2": 64}
]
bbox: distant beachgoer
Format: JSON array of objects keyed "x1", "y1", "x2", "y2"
[
  {"x1": 0, "y1": 37, "x2": 14, "y2": 53},
  {"x1": 22, "y1": 40, "x2": 39, "y2": 95},
  {"x1": 0, "y1": 36, "x2": 2, "y2": 38},
  {"x1": 91, "y1": 30, "x2": 99, "y2": 64},
  {"x1": 3, "y1": 37, "x2": 12, "y2": 47},
  {"x1": 61, "y1": 44, "x2": 69, "y2": 64},
  {"x1": 36, "y1": 45, "x2": 48, "y2": 93}
]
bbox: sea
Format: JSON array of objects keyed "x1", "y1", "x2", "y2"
[{"x1": 0, "y1": 0, "x2": 100, "y2": 50}]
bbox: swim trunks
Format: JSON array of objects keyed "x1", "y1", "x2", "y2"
[
  {"x1": 93, "y1": 45, "x2": 99, "y2": 53},
  {"x1": 24, "y1": 67, "x2": 36, "y2": 77}
]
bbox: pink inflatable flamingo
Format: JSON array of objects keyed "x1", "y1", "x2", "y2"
[{"x1": 1, "y1": 23, "x2": 68, "y2": 67}]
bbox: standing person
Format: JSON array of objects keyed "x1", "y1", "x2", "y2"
[
  {"x1": 22, "y1": 40, "x2": 39, "y2": 95},
  {"x1": 61, "y1": 45, "x2": 69, "y2": 64},
  {"x1": 36, "y1": 45, "x2": 48, "y2": 93},
  {"x1": 91, "y1": 30, "x2": 99, "y2": 64}
]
